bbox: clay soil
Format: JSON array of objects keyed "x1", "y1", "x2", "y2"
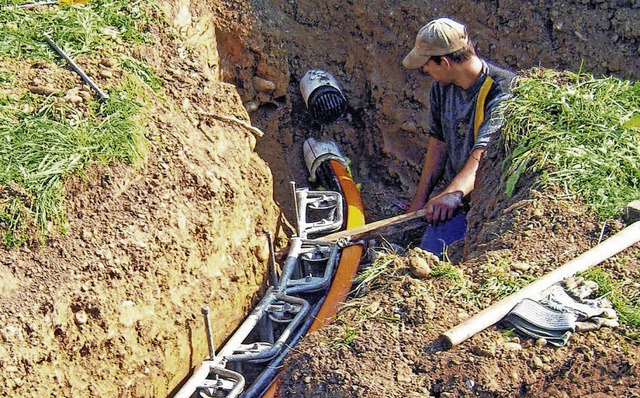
[{"x1": 0, "y1": 0, "x2": 639, "y2": 397}]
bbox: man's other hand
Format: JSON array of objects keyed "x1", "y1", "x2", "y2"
[{"x1": 424, "y1": 191, "x2": 463, "y2": 223}]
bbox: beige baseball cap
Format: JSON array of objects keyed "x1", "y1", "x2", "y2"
[{"x1": 402, "y1": 18, "x2": 469, "y2": 69}]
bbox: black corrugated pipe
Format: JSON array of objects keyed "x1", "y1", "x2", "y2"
[{"x1": 299, "y1": 69, "x2": 347, "y2": 123}]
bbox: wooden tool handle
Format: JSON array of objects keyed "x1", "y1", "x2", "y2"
[{"x1": 317, "y1": 209, "x2": 427, "y2": 242}]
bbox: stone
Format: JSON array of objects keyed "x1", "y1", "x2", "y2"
[
  {"x1": 253, "y1": 237, "x2": 270, "y2": 262},
  {"x1": 75, "y1": 310, "x2": 88, "y2": 325},
  {"x1": 100, "y1": 58, "x2": 116, "y2": 68},
  {"x1": 511, "y1": 261, "x2": 531, "y2": 271},
  {"x1": 253, "y1": 77, "x2": 276, "y2": 93},
  {"x1": 470, "y1": 344, "x2": 495, "y2": 358},
  {"x1": 65, "y1": 94, "x2": 83, "y2": 104},
  {"x1": 408, "y1": 255, "x2": 431, "y2": 278},
  {"x1": 503, "y1": 342, "x2": 522, "y2": 351},
  {"x1": 535, "y1": 338, "x2": 547, "y2": 347},
  {"x1": 29, "y1": 85, "x2": 55, "y2": 95},
  {"x1": 245, "y1": 101, "x2": 259, "y2": 112},
  {"x1": 533, "y1": 356, "x2": 544, "y2": 368},
  {"x1": 401, "y1": 121, "x2": 418, "y2": 132}
]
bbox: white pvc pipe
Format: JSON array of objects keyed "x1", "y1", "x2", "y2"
[{"x1": 443, "y1": 221, "x2": 640, "y2": 347}]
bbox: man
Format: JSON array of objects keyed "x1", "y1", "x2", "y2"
[{"x1": 402, "y1": 17, "x2": 515, "y2": 256}]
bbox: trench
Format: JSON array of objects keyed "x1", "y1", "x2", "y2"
[
  {"x1": 170, "y1": 0, "x2": 640, "y2": 396},
  {"x1": 0, "y1": 1, "x2": 638, "y2": 397},
  {"x1": 173, "y1": 139, "x2": 367, "y2": 396}
]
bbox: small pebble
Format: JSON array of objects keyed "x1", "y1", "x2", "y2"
[
  {"x1": 99, "y1": 69, "x2": 113, "y2": 78},
  {"x1": 253, "y1": 76, "x2": 276, "y2": 92},
  {"x1": 533, "y1": 356, "x2": 544, "y2": 368},
  {"x1": 100, "y1": 58, "x2": 116, "y2": 67},
  {"x1": 503, "y1": 342, "x2": 522, "y2": 351},
  {"x1": 75, "y1": 310, "x2": 88, "y2": 325},
  {"x1": 245, "y1": 101, "x2": 259, "y2": 112},
  {"x1": 65, "y1": 94, "x2": 83, "y2": 104},
  {"x1": 401, "y1": 121, "x2": 418, "y2": 132},
  {"x1": 511, "y1": 261, "x2": 531, "y2": 271},
  {"x1": 535, "y1": 338, "x2": 547, "y2": 347},
  {"x1": 29, "y1": 85, "x2": 55, "y2": 95}
]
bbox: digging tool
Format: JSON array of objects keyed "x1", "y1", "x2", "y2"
[
  {"x1": 315, "y1": 208, "x2": 428, "y2": 243},
  {"x1": 44, "y1": 33, "x2": 109, "y2": 101}
]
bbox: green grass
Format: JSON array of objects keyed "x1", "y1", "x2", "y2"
[
  {"x1": 0, "y1": 0, "x2": 151, "y2": 60},
  {"x1": 119, "y1": 54, "x2": 163, "y2": 92},
  {"x1": 472, "y1": 253, "x2": 535, "y2": 300},
  {"x1": 580, "y1": 266, "x2": 640, "y2": 329},
  {"x1": 0, "y1": 70, "x2": 13, "y2": 85},
  {"x1": 0, "y1": 88, "x2": 148, "y2": 243},
  {"x1": 477, "y1": 274, "x2": 534, "y2": 300},
  {"x1": 331, "y1": 322, "x2": 359, "y2": 349},
  {"x1": 352, "y1": 246, "x2": 401, "y2": 296},
  {"x1": 430, "y1": 262, "x2": 463, "y2": 281},
  {"x1": 0, "y1": 0, "x2": 161, "y2": 246},
  {"x1": 500, "y1": 68, "x2": 640, "y2": 219}
]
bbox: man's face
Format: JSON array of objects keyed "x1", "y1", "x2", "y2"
[{"x1": 421, "y1": 58, "x2": 452, "y2": 84}]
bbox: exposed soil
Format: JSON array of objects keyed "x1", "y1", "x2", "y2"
[
  {"x1": 1, "y1": 2, "x2": 284, "y2": 396},
  {"x1": 0, "y1": 0, "x2": 639, "y2": 397}
]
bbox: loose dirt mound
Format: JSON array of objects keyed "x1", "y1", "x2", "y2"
[{"x1": 276, "y1": 119, "x2": 640, "y2": 398}]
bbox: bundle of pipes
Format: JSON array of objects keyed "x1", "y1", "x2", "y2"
[{"x1": 174, "y1": 138, "x2": 365, "y2": 398}]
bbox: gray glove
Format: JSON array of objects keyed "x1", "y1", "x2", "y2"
[
  {"x1": 540, "y1": 277, "x2": 619, "y2": 332},
  {"x1": 504, "y1": 277, "x2": 619, "y2": 346}
]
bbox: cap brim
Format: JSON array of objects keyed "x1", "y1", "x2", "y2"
[{"x1": 402, "y1": 48, "x2": 429, "y2": 70}]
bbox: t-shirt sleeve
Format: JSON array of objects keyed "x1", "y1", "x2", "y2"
[{"x1": 472, "y1": 92, "x2": 511, "y2": 151}]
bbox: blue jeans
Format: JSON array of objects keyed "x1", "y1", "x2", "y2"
[{"x1": 420, "y1": 212, "x2": 467, "y2": 258}]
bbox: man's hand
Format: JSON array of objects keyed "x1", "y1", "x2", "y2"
[{"x1": 424, "y1": 191, "x2": 463, "y2": 223}]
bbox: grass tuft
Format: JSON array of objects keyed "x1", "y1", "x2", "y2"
[
  {"x1": 0, "y1": 90, "x2": 148, "y2": 244},
  {"x1": 352, "y1": 247, "x2": 400, "y2": 297},
  {"x1": 580, "y1": 266, "x2": 640, "y2": 329},
  {"x1": 0, "y1": 0, "x2": 152, "y2": 60},
  {"x1": 0, "y1": 0, "x2": 159, "y2": 245},
  {"x1": 500, "y1": 68, "x2": 640, "y2": 219}
]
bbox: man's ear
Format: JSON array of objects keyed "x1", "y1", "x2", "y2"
[{"x1": 442, "y1": 57, "x2": 452, "y2": 69}]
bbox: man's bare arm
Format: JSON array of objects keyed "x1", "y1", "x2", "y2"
[{"x1": 407, "y1": 137, "x2": 447, "y2": 213}]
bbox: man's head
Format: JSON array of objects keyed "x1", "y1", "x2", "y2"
[{"x1": 402, "y1": 17, "x2": 471, "y2": 70}]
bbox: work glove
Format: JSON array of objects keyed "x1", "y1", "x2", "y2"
[
  {"x1": 504, "y1": 277, "x2": 619, "y2": 346},
  {"x1": 540, "y1": 277, "x2": 619, "y2": 332},
  {"x1": 560, "y1": 276, "x2": 619, "y2": 331}
]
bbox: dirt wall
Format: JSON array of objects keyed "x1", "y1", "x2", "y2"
[{"x1": 0, "y1": 2, "x2": 284, "y2": 396}]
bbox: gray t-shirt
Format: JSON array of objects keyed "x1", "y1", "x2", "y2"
[{"x1": 429, "y1": 60, "x2": 515, "y2": 181}]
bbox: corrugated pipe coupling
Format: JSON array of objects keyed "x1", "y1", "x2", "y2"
[{"x1": 300, "y1": 69, "x2": 347, "y2": 123}]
